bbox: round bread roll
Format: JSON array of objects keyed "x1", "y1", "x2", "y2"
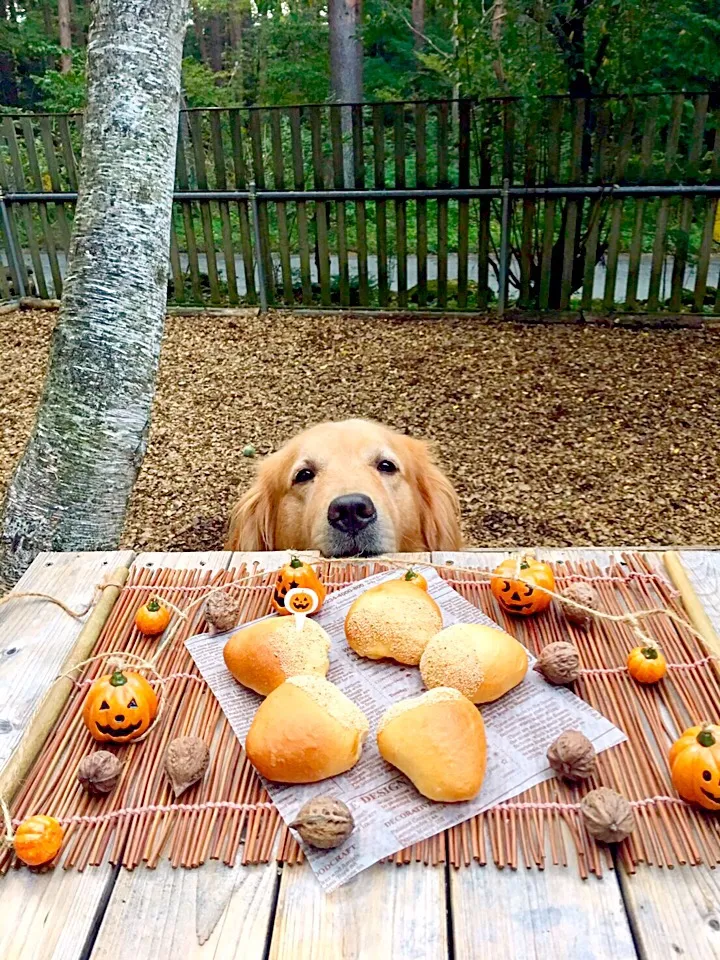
[
  {"x1": 223, "y1": 616, "x2": 330, "y2": 696},
  {"x1": 420, "y1": 623, "x2": 528, "y2": 703},
  {"x1": 245, "y1": 675, "x2": 369, "y2": 783},
  {"x1": 377, "y1": 688, "x2": 486, "y2": 802},
  {"x1": 345, "y1": 581, "x2": 443, "y2": 665}
]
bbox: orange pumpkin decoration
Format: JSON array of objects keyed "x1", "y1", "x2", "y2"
[
  {"x1": 14, "y1": 815, "x2": 64, "y2": 866},
  {"x1": 626, "y1": 644, "x2": 667, "y2": 684},
  {"x1": 272, "y1": 557, "x2": 326, "y2": 615},
  {"x1": 669, "y1": 724, "x2": 720, "y2": 811},
  {"x1": 398, "y1": 569, "x2": 428, "y2": 591},
  {"x1": 83, "y1": 668, "x2": 158, "y2": 743},
  {"x1": 134, "y1": 597, "x2": 171, "y2": 636},
  {"x1": 490, "y1": 556, "x2": 555, "y2": 616}
]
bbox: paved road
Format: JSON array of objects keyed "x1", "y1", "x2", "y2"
[{"x1": 14, "y1": 250, "x2": 720, "y2": 304}]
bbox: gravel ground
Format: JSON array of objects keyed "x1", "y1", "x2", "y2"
[{"x1": 3, "y1": 307, "x2": 720, "y2": 551}]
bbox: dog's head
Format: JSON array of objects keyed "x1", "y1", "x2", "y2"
[{"x1": 226, "y1": 419, "x2": 462, "y2": 556}]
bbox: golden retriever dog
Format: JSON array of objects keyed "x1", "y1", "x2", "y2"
[{"x1": 226, "y1": 419, "x2": 462, "y2": 556}]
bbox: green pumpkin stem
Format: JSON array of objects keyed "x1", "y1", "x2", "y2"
[
  {"x1": 109, "y1": 669, "x2": 128, "y2": 687},
  {"x1": 146, "y1": 597, "x2": 160, "y2": 612},
  {"x1": 289, "y1": 557, "x2": 303, "y2": 569},
  {"x1": 520, "y1": 561, "x2": 530, "y2": 570},
  {"x1": 404, "y1": 569, "x2": 418, "y2": 581},
  {"x1": 698, "y1": 725, "x2": 716, "y2": 748},
  {"x1": 641, "y1": 646, "x2": 659, "y2": 660}
]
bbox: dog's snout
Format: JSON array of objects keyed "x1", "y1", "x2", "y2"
[{"x1": 327, "y1": 494, "x2": 377, "y2": 535}]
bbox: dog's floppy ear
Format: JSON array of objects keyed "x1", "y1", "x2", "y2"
[
  {"x1": 225, "y1": 468, "x2": 276, "y2": 551},
  {"x1": 402, "y1": 436, "x2": 463, "y2": 551}
]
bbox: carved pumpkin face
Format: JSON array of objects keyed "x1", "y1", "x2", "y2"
[
  {"x1": 83, "y1": 669, "x2": 158, "y2": 743},
  {"x1": 272, "y1": 557, "x2": 326, "y2": 616},
  {"x1": 285, "y1": 587, "x2": 319, "y2": 615},
  {"x1": 490, "y1": 557, "x2": 555, "y2": 616},
  {"x1": 670, "y1": 724, "x2": 720, "y2": 811}
]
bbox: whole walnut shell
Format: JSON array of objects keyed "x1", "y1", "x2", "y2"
[
  {"x1": 165, "y1": 737, "x2": 210, "y2": 797},
  {"x1": 561, "y1": 582, "x2": 598, "y2": 629},
  {"x1": 205, "y1": 592, "x2": 241, "y2": 632},
  {"x1": 77, "y1": 751, "x2": 123, "y2": 795},
  {"x1": 290, "y1": 797, "x2": 354, "y2": 850},
  {"x1": 547, "y1": 730, "x2": 597, "y2": 782},
  {"x1": 581, "y1": 787, "x2": 635, "y2": 843},
  {"x1": 534, "y1": 641, "x2": 581, "y2": 685}
]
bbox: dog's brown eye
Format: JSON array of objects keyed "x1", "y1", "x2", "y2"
[
  {"x1": 377, "y1": 460, "x2": 398, "y2": 474},
  {"x1": 293, "y1": 467, "x2": 315, "y2": 484}
]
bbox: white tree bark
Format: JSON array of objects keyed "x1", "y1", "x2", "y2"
[{"x1": 0, "y1": 0, "x2": 189, "y2": 588}]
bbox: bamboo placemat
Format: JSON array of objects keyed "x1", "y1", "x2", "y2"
[{"x1": 3, "y1": 554, "x2": 720, "y2": 879}]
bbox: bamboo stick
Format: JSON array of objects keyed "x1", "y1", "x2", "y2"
[{"x1": 664, "y1": 551, "x2": 720, "y2": 656}]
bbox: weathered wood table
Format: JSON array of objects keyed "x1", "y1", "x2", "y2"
[{"x1": 1, "y1": 548, "x2": 720, "y2": 960}]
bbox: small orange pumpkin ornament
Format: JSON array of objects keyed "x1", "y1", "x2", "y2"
[
  {"x1": 669, "y1": 724, "x2": 720, "y2": 811},
  {"x1": 134, "y1": 597, "x2": 171, "y2": 636},
  {"x1": 491, "y1": 555, "x2": 555, "y2": 616},
  {"x1": 14, "y1": 815, "x2": 64, "y2": 866},
  {"x1": 83, "y1": 668, "x2": 158, "y2": 743},
  {"x1": 626, "y1": 643, "x2": 667, "y2": 684},
  {"x1": 397, "y1": 569, "x2": 428, "y2": 591},
  {"x1": 272, "y1": 557, "x2": 326, "y2": 615}
]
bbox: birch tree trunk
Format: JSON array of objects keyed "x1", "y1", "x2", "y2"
[
  {"x1": 58, "y1": 0, "x2": 73, "y2": 73},
  {"x1": 0, "y1": 0, "x2": 188, "y2": 588}
]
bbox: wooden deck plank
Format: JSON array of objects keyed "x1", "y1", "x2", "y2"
[
  {"x1": 269, "y1": 861, "x2": 448, "y2": 960},
  {"x1": 0, "y1": 550, "x2": 134, "y2": 776},
  {"x1": 434, "y1": 550, "x2": 637, "y2": 960}
]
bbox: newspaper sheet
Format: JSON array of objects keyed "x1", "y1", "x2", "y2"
[{"x1": 186, "y1": 567, "x2": 625, "y2": 892}]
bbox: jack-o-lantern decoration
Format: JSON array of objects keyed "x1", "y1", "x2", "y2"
[
  {"x1": 626, "y1": 644, "x2": 667, "y2": 684},
  {"x1": 285, "y1": 587, "x2": 320, "y2": 615},
  {"x1": 135, "y1": 597, "x2": 171, "y2": 636},
  {"x1": 83, "y1": 668, "x2": 158, "y2": 743},
  {"x1": 272, "y1": 557, "x2": 326, "y2": 616},
  {"x1": 14, "y1": 814, "x2": 64, "y2": 866},
  {"x1": 491, "y1": 556, "x2": 555, "y2": 616},
  {"x1": 669, "y1": 724, "x2": 720, "y2": 811}
]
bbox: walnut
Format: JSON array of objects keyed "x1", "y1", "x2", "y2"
[
  {"x1": 561, "y1": 582, "x2": 599, "y2": 629},
  {"x1": 547, "y1": 730, "x2": 597, "y2": 782},
  {"x1": 534, "y1": 641, "x2": 581, "y2": 685},
  {"x1": 581, "y1": 787, "x2": 635, "y2": 844},
  {"x1": 165, "y1": 737, "x2": 210, "y2": 797},
  {"x1": 290, "y1": 797, "x2": 355, "y2": 850},
  {"x1": 205, "y1": 592, "x2": 240, "y2": 633},
  {"x1": 77, "y1": 751, "x2": 123, "y2": 795}
]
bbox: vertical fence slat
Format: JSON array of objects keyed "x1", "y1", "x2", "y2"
[
  {"x1": 437, "y1": 101, "x2": 449, "y2": 309},
  {"x1": 625, "y1": 98, "x2": 659, "y2": 309},
  {"x1": 647, "y1": 93, "x2": 684, "y2": 311},
  {"x1": 352, "y1": 104, "x2": 369, "y2": 307},
  {"x1": 269, "y1": 110, "x2": 294, "y2": 304},
  {"x1": 20, "y1": 118, "x2": 61, "y2": 297},
  {"x1": 187, "y1": 111, "x2": 222, "y2": 304},
  {"x1": 174, "y1": 124, "x2": 204, "y2": 303},
  {"x1": 694, "y1": 112, "x2": 720, "y2": 312},
  {"x1": 288, "y1": 107, "x2": 312, "y2": 305},
  {"x1": 309, "y1": 105, "x2": 331, "y2": 306},
  {"x1": 393, "y1": 104, "x2": 408, "y2": 308},
  {"x1": 330, "y1": 106, "x2": 350, "y2": 307},
  {"x1": 0, "y1": 142, "x2": 20, "y2": 297},
  {"x1": 457, "y1": 99, "x2": 470, "y2": 308},
  {"x1": 168, "y1": 215, "x2": 185, "y2": 303},
  {"x1": 669, "y1": 94, "x2": 708, "y2": 312},
  {"x1": 209, "y1": 111, "x2": 239, "y2": 305},
  {"x1": 57, "y1": 115, "x2": 79, "y2": 190},
  {"x1": 539, "y1": 101, "x2": 563, "y2": 309},
  {"x1": 414, "y1": 103, "x2": 428, "y2": 309},
  {"x1": 228, "y1": 109, "x2": 257, "y2": 304},
  {"x1": 37, "y1": 117, "x2": 72, "y2": 252},
  {"x1": 372, "y1": 105, "x2": 388, "y2": 307},
  {"x1": 248, "y1": 109, "x2": 275, "y2": 306},
  {"x1": 602, "y1": 107, "x2": 636, "y2": 310},
  {"x1": 580, "y1": 105, "x2": 610, "y2": 310},
  {"x1": 559, "y1": 99, "x2": 586, "y2": 309},
  {"x1": 477, "y1": 103, "x2": 492, "y2": 311},
  {"x1": 519, "y1": 111, "x2": 538, "y2": 307},
  {"x1": 2, "y1": 117, "x2": 46, "y2": 298}
]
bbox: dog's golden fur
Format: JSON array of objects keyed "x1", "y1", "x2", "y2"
[{"x1": 226, "y1": 419, "x2": 462, "y2": 556}]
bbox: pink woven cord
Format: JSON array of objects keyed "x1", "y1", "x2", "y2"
[{"x1": 13, "y1": 799, "x2": 276, "y2": 829}]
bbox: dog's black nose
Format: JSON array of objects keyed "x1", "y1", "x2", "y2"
[{"x1": 327, "y1": 494, "x2": 377, "y2": 535}]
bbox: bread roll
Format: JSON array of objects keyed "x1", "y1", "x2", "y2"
[
  {"x1": 420, "y1": 623, "x2": 528, "y2": 703},
  {"x1": 345, "y1": 581, "x2": 443, "y2": 665},
  {"x1": 223, "y1": 616, "x2": 330, "y2": 696},
  {"x1": 377, "y1": 688, "x2": 486, "y2": 802},
  {"x1": 245, "y1": 676, "x2": 369, "y2": 783}
]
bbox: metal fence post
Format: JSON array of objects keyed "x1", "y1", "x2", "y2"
[
  {"x1": 0, "y1": 191, "x2": 26, "y2": 299},
  {"x1": 497, "y1": 177, "x2": 510, "y2": 317},
  {"x1": 248, "y1": 181, "x2": 268, "y2": 314}
]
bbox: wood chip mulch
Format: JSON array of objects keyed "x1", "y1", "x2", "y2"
[{"x1": 2, "y1": 308, "x2": 720, "y2": 551}]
